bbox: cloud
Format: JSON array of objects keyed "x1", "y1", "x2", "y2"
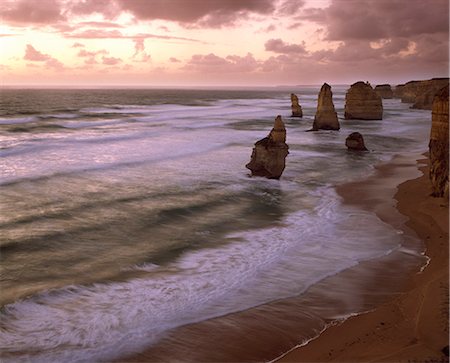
[
  {"x1": 78, "y1": 21, "x2": 123, "y2": 28},
  {"x1": 169, "y1": 57, "x2": 181, "y2": 63},
  {"x1": 265, "y1": 38, "x2": 307, "y2": 54},
  {"x1": 301, "y1": 0, "x2": 449, "y2": 41},
  {"x1": 102, "y1": 56, "x2": 122, "y2": 65},
  {"x1": 64, "y1": 29, "x2": 204, "y2": 43},
  {"x1": 23, "y1": 44, "x2": 64, "y2": 69},
  {"x1": 184, "y1": 52, "x2": 260, "y2": 73},
  {"x1": 132, "y1": 38, "x2": 152, "y2": 62},
  {"x1": 276, "y1": 0, "x2": 305, "y2": 16},
  {"x1": 77, "y1": 49, "x2": 108, "y2": 57},
  {"x1": 133, "y1": 38, "x2": 145, "y2": 56},
  {"x1": 24, "y1": 44, "x2": 48, "y2": 61},
  {"x1": 68, "y1": 0, "x2": 121, "y2": 19},
  {"x1": 0, "y1": 0, "x2": 64, "y2": 24},
  {"x1": 65, "y1": 29, "x2": 124, "y2": 39},
  {"x1": 71, "y1": 42, "x2": 85, "y2": 48},
  {"x1": 115, "y1": 0, "x2": 275, "y2": 27}
]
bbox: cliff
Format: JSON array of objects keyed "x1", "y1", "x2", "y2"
[
  {"x1": 394, "y1": 78, "x2": 449, "y2": 110},
  {"x1": 429, "y1": 85, "x2": 449, "y2": 197}
]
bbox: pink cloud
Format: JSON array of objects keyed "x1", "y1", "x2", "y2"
[
  {"x1": 68, "y1": 0, "x2": 121, "y2": 19},
  {"x1": 1, "y1": 0, "x2": 64, "y2": 24},
  {"x1": 133, "y1": 38, "x2": 145, "y2": 56},
  {"x1": 102, "y1": 56, "x2": 122, "y2": 65},
  {"x1": 71, "y1": 42, "x2": 85, "y2": 48},
  {"x1": 23, "y1": 44, "x2": 64, "y2": 69},
  {"x1": 185, "y1": 52, "x2": 260, "y2": 73},
  {"x1": 301, "y1": 0, "x2": 449, "y2": 41},
  {"x1": 24, "y1": 44, "x2": 50, "y2": 61},
  {"x1": 77, "y1": 49, "x2": 108, "y2": 57},
  {"x1": 64, "y1": 29, "x2": 203, "y2": 43},
  {"x1": 169, "y1": 57, "x2": 181, "y2": 63},
  {"x1": 265, "y1": 39, "x2": 307, "y2": 54},
  {"x1": 65, "y1": 29, "x2": 123, "y2": 39},
  {"x1": 276, "y1": 0, "x2": 305, "y2": 15},
  {"x1": 116, "y1": 0, "x2": 275, "y2": 27},
  {"x1": 78, "y1": 21, "x2": 123, "y2": 28}
]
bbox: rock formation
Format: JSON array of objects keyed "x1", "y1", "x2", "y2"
[
  {"x1": 246, "y1": 115, "x2": 289, "y2": 179},
  {"x1": 429, "y1": 85, "x2": 449, "y2": 197},
  {"x1": 393, "y1": 78, "x2": 449, "y2": 109},
  {"x1": 374, "y1": 84, "x2": 393, "y2": 99},
  {"x1": 344, "y1": 81, "x2": 383, "y2": 120},
  {"x1": 345, "y1": 132, "x2": 368, "y2": 151},
  {"x1": 290, "y1": 93, "x2": 303, "y2": 117},
  {"x1": 312, "y1": 83, "x2": 340, "y2": 130}
]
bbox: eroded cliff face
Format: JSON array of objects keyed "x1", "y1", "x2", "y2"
[
  {"x1": 312, "y1": 83, "x2": 340, "y2": 130},
  {"x1": 344, "y1": 82, "x2": 383, "y2": 120},
  {"x1": 291, "y1": 93, "x2": 303, "y2": 117},
  {"x1": 374, "y1": 84, "x2": 393, "y2": 99},
  {"x1": 394, "y1": 78, "x2": 449, "y2": 110},
  {"x1": 246, "y1": 115, "x2": 289, "y2": 179},
  {"x1": 429, "y1": 85, "x2": 449, "y2": 197}
]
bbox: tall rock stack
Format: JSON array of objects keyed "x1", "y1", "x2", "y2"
[
  {"x1": 429, "y1": 85, "x2": 449, "y2": 197},
  {"x1": 290, "y1": 93, "x2": 303, "y2": 117},
  {"x1": 312, "y1": 83, "x2": 340, "y2": 130},
  {"x1": 374, "y1": 84, "x2": 393, "y2": 99},
  {"x1": 246, "y1": 115, "x2": 289, "y2": 179},
  {"x1": 344, "y1": 81, "x2": 383, "y2": 120}
]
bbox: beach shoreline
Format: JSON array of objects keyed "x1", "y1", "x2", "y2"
[
  {"x1": 117, "y1": 152, "x2": 449, "y2": 363},
  {"x1": 277, "y1": 154, "x2": 449, "y2": 362}
]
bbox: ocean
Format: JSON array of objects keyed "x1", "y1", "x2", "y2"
[{"x1": 0, "y1": 87, "x2": 431, "y2": 362}]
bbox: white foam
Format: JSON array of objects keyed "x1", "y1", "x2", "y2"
[{"x1": 0, "y1": 188, "x2": 416, "y2": 363}]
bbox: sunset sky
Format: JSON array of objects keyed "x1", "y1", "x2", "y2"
[{"x1": 0, "y1": 0, "x2": 448, "y2": 87}]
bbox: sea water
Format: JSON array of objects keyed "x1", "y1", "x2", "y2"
[{"x1": 0, "y1": 87, "x2": 431, "y2": 362}]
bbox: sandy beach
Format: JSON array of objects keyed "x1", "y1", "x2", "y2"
[
  {"x1": 116, "y1": 152, "x2": 448, "y2": 363},
  {"x1": 278, "y1": 155, "x2": 449, "y2": 363}
]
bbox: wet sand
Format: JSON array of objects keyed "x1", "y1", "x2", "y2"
[
  {"x1": 119, "y1": 153, "x2": 448, "y2": 363},
  {"x1": 278, "y1": 155, "x2": 449, "y2": 362}
]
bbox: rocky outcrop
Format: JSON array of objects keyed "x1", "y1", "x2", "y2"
[
  {"x1": 374, "y1": 84, "x2": 393, "y2": 99},
  {"x1": 291, "y1": 93, "x2": 303, "y2": 117},
  {"x1": 344, "y1": 81, "x2": 383, "y2": 120},
  {"x1": 246, "y1": 115, "x2": 289, "y2": 179},
  {"x1": 429, "y1": 85, "x2": 449, "y2": 197},
  {"x1": 312, "y1": 83, "x2": 340, "y2": 130},
  {"x1": 345, "y1": 132, "x2": 368, "y2": 151},
  {"x1": 394, "y1": 78, "x2": 449, "y2": 109}
]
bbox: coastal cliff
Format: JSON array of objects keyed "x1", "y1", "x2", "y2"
[
  {"x1": 429, "y1": 85, "x2": 449, "y2": 197},
  {"x1": 394, "y1": 78, "x2": 449, "y2": 110}
]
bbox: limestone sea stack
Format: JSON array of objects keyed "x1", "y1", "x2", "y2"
[
  {"x1": 246, "y1": 115, "x2": 289, "y2": 179},
  {"x1": 312, "y1": 83, "x2": 340, "y2": 130},
  {"x1": 345, "y1": 132, "x2": 368, "y2": 151},
  {"x1": 344, "y1": 81, "x2": 383, "y2": 120},
  {"x1": 291, "y1": 93, "x2": 303, "y2": 117},
  {"x1": 374, "y1": 84, "x2": 393, "y2": 99},
  {"x1": 429, "y1": 85, "x2": 449, "y2": 197}
]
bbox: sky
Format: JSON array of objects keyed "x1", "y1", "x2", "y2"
[{"x1": 0, "y1": 0, "x2": 448, "y2": 87}]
